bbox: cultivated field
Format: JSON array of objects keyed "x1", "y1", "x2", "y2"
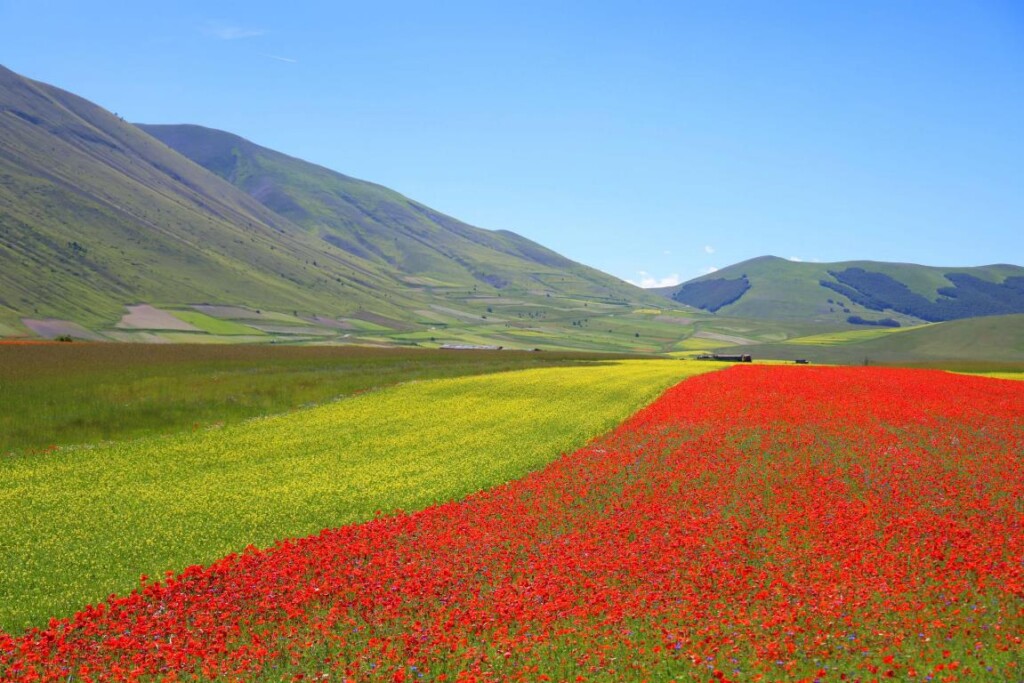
[
  {"x1": 0, "y1": 355, "x2": 1021, "y2": 681},
  {"x1": 0, "y1": 358, "x2": 709, "y2": 632},
  {"x1": 0, "y1": 344, "x2": 641, "y2": 454}
]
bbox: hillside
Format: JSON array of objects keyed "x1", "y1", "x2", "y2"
[
  {"x1": 717, "y1": 314, "x2": 1024, "y2": 366},
  {"x1": 0, "y1": 65, "x2": 682, "y2": 351},
  {"x1": 654, "y1": 256, "x2": 1024, "y2": 325},
  {"x1": 0, "y1": 65, "x2": 402, "y2": 329},
  {"x1": 9, "y1": 64, "x2": 1018, "y2": 359},
  {"x1": 137, "y1": 124, "x2": 622, "y2": 298}
]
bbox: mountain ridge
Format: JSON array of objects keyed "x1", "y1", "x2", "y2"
[
  {"x1": 135, "y1": 123, "x2": 594, "y2": 289},
  {"x1": 0, "y1": 64, "x2": 670, "y2": 349},
  {"x1": 0, "y1": 64, "x2": 400, "y2": 327},
  {"x1": 4, "y1": 63, "x2": 1022, "y2": 359}
]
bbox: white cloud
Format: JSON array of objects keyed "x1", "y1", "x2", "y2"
[
  {"x1": 704, "y1": 245, "x2": 715, "y2": 254},
  {"x1": 626, "y1": 271, "x2": 682, "y2": 288},
  {"x1": 265, "y1": 54, "x2": 298, "y2": 63},
  {"x1": 663, "y1": 249, "x2": 672, "y2": 255},
  {"x1": 789, "y1": 256, "x2": 803, "y2": 262},
  {"x1": 202, "y1": 23, "x2": 267, "y2": 40},
  {"x1": 698, "y1": 266, "x2": 719, "y2": 275}
]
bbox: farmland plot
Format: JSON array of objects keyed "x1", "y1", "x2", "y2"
[
  {"x1": 0, "y1": 360, "x2": 707, "y2": 632},
  {"x1": 2, "y1": 366, "x2": 1022, "y2": 681}
]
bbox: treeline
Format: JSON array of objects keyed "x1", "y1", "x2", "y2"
[
  {"x1": 847, "y1": 315, "x2": 900, "y2": 327},
  {"x1": 671, "y1": 276, "x2": 751, "y2": 312},
  {"x1": 820, "y1": 268, "x2": 1024, "y2": 322}
]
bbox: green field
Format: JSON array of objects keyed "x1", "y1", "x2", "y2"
[
  {"x1": 782, "y1": 327, "x2": 911, "y2": 345},
  {"x1": 0, "y1": 344, "x2": 641, "y2": 454},
  {"x1": 726, "y1": 314, "x2": 1024, "y2": 365},
  {"x1": 0, "y1": 359, "x2": 715, "y2": 632},
  {"x1": 168, "y1": 310, "x2": 266, "y2": 335}
]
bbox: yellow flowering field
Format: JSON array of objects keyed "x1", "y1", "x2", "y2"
[
  {"x1": 0, "y1": 360, "x2": 714, "y2": 632},
  {"x1": 955, "y1": 371, "x2": 1024, "y2": 381}
]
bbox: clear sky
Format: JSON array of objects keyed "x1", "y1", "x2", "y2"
[{"x1": 2, "y1": 1, "x2": 1022, "y2": 286}]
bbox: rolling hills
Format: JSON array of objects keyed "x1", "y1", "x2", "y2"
[
  {"x1": 655, "y1": 256, "x2": 1024, "y2": 325},
  {"x1": 2, "y1": 63, "x2": 1021, "y2": 361},
  {"x1": 0, "y1": 64, "x2": 691, "y2": 351},
  {"x1": 729, "y1": 314, "x2": 1024, "y2": 367},
  {"x1": 0, "y1": 64, "x2": 395, "y2": 329},
  {"x1": 136, "y1": 124, "x2": 613, "y2": 298}
]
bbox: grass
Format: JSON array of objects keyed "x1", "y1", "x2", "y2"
[
  {"x1": 0, "y1": 344, "x2": 641, "y2": 455},
  {"x1": 723, "y1": 314, "x2": 1024, "y2": 366},
  {"x1": 338, "y1": 318, "x2": 395, "y2": 332},
  {"x1": 168, "y1": 310, "x2": 265, "y2": 335},
  {"x1": 895, "y1": 359, "x2": 1024, "y2": 373},
  {"x1": 893, "y1": 359, "x2": 1024, "y2": 380},
  {"x1": 0, "y1": 359, "x2": 716, "y2": 631},
  {"x1": 673, "y1": 337, "x2": 728, "y2": 351},
  {"x1": 783, "y1": 327, "x2": 910, "y2": 345}
]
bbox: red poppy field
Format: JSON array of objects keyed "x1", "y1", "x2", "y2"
[{"x1": 2, "y1": 366, "x2": 1022, "y2": 682}]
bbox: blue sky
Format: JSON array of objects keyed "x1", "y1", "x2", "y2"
[{"x1": 2, "y1": 1, "x2": 1022, "y2": 286}]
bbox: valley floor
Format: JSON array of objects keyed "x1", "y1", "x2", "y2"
[{"x1": 1, "y1": 365, "x2": 1022, "y2": 681}]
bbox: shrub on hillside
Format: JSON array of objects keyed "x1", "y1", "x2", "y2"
[
  {"x1": 671, "y1": 276, "x2": 751, "y2": 312},
  {"x1": 847, "y1": 316, "x2": 900, "y2": 327},
  {"x1": 820, "y1": 268, "x2": 1024, "y2": 322}
]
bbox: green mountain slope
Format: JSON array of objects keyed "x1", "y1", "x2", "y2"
[
  {"x1": 136, "y1": 123, "x2": 636, "y2": 301},
  {"x1": 0, "y1": 64, "x2": 408, "y2": 329},
  {"x1": 0, "y1": 65, "x2": 678, "y2": 349},
  {"x1": 655, "y1": 256, "x2": 1024, "y2": 325}
]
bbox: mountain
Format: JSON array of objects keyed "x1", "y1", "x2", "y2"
[
  {"x1": 654, "y1": 256, "x2": 1024, "y2": 326},
  {"x1": 0, "y1": 64, "x2": 399, "y2": 328},
  {"x1": 8, "y1": 63, "x2": 1017, "y2": 359},
  {"x1": 0, "y1": 65, "x2": 676, "y2": 350},
  {"x1": 135, "y1": 123, "x2": 642, "y2": 306}
]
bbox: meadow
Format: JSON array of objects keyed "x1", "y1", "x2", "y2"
[
  {"x1": 738, "y1": 314, "x2": 1024, "y2": 366},
  {"x1": 0, "y1": 358, "x2": 710, "y2": 632},
  {"x1": 2, "y1": 366, "x2": 1021, "y2": 682},
  {"x1": 0, "y1": 343, "x2": 639, "y2": 454}
]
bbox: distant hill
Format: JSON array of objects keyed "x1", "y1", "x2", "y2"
[
  {"x1": 725, "y1": 314, "x2": 1024, "y2": 366},
  {"x1": 0, "y1": 65, "x2": 675, "y2": 350},
  {"x1": 654, "y1": 256, "x2": 1024, "y2": 325}
]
